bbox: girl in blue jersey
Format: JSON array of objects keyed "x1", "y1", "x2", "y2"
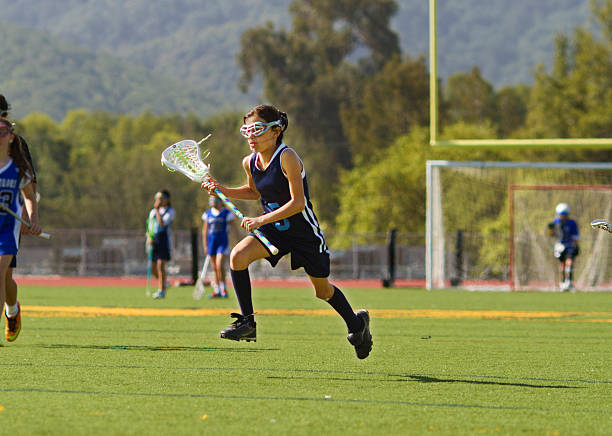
[
  {"x1": 0, "y1": 119, "x2": 41, "y2": 345},
  {"x1": 147, "y1": 190, "x2": 176, "y2": 299},
  {"x1": 1, "y1": 96, "x2": 38, "y2": 343},
  {"x1": 202, "y1": 195, "x2": 235, "y2": 298},
  {"x1": 202, "y1": 105, "x2": 372, "y2": 359}
]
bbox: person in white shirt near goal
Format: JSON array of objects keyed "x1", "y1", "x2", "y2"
[{"x1": 547, "y1": 203, "x2": 579, "y2": 292}]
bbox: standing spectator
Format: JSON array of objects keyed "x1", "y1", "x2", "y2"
[
  {"x1": 547, "y1": 203, "x2": 579, "y2": 291},
  {"x1": 0, "y1": 94, "x2": 37, "y2": 342},
  {"x1": 146, "y1": 190, "x2": 175, "y2": 299}
]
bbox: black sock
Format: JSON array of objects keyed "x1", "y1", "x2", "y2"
[
  {"x1": 230, "y1": 268, "x2": 253, "y2": 316},
  {"x1": 327, "y1": 286, "x2": 362, "y2": 333}
]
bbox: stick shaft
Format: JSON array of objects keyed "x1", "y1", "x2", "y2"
[
  {"x1": 200, "y1": 254, "x2": 210, "y2": 280},
  {"x1": 212, "y1": 188, "x2": 279, "y2": 255},
  {"x1": 0, "y1": 203, "x2": 51, "y2": 239}
]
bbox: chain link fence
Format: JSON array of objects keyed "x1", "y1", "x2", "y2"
[{"x1": 16, "y1": 229, "x2": 425, "y2": 282}]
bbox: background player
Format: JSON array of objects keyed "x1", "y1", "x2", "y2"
[
  {"x1": 0, "y1": 94, "x2": 37, "y2": 342},
  {"x1": 202, "y1": 104, "x2": 372, "y2": 359},
  {"x1": 547, "y1": 202, "x2": 579, "y2": 291},
  {"x1": 0, "y1": 118, "x2": 41, "y2": 345},
  {"x1": 202, "y1": 195, "x2": 236, "y2": 298},
  {"x1": 146, "y1": 190, "x2": 176, "y2": 299}
]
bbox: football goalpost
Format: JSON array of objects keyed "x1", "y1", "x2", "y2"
[
  {"x1": 426, "y1": 161, "x2": 612, "y2": 291},
  {"x1": 428, "y1": 0, "x2": 612, "y2": 148}
]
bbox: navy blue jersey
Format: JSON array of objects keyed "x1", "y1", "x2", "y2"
[
  {"x1": 250, "y1": 144, "x2": 328, "y2": 254},
  {"x1": 552, "y1": 217, "x2": 579, "y2": 245}
]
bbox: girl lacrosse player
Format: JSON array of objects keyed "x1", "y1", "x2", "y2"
[
  {"x1": 0, "y1": 119, "x2": 41, "y2": 345},
  {"x1": 202, "y1": 105, "x2": 372, "y2": 359},
  {"x1": 202, "y1": 195, "x2": 235, "y2": 298},
  {"x1": 1, "y1": 95, "x2": 38, "y2": 343}
]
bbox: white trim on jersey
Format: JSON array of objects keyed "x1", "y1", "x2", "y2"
[
  {"x1": 265, "y1": 143, "x2": 328, "y2": 253},
  {"x1": 278, "y1": 145, "x2": 306, "y2": 178},
  {"x1": 302, "y1": 206, "x2": 328, "y2": 254}
]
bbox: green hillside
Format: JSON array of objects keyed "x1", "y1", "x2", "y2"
[
  {"x1": 0, "y1": 0, "x2": 593, "y2": 120},
  {"x1": 0, "y1": 22, "x2": 222, "y2": 121}
]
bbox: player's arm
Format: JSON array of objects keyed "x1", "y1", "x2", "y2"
[
  {"x1": 21, "y1": 182, "x2": 41, "y2": 235},
  {"x1": 153, "y1": 198, "x2": 164, "y2": 226},
  {"x1": 546, "y1": 221, "x2": 556, "y2": 237},
  {"x1": 202, "y1": 219, "x2": 209, "y2": 255},
  {"x1": 201, "y1": 156, "x2": 260, "y2": 200}
]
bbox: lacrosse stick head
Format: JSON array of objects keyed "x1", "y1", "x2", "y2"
[
  {"x1": 161, "y1": 137, "x2": 211, "y2": 182},
  {"x1": 591, "y1": 219, "x2": 612, "y2": 233}
]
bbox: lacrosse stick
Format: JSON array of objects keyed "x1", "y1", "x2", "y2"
[
  {"x1": 145, "y1": 239, "x2": 153, "y2": 296},
  {"x1": 0, "y1": 203, "x2": 51, "y2": 239},
  {"x1": 591, "y1": 219, "x2": 612, "y2": 234},
  {"x1": 161, "y1": 136, "x2": 279, "y2": 255},
  {"x1": 193, "y1": 254, "x2": 210, "y2": 300}
]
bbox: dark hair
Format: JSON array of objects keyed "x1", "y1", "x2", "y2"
[
  {"x1": 0, "y1": 118, "x2": 34, "y2": 181},
  {"x1": 0, "y1": 95, "x2": 10, "y2": 117},
  {"x1": 158, "y1": 189, "x2": 171, "y2": 207},
  {"x1": 243, "y1": 105, "x2": 289, "y2": 146}
]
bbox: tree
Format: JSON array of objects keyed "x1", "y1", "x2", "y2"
[
  {"x1": 237, "y1": 0, "x2": 401, "y2": 225},
  {"x1": 339, "y1": 55, "x2": 430, "y2": 163},
  {"x1": 526, "y1": 0, "x2": 612, "y2": 138},
  {"x1": 494, "y1": 85, "x2": 529, "y2": 138},
  {"x1": 444, "y1": 66, "x2": 497, "y2": 127}
]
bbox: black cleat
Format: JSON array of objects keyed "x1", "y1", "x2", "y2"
[
  {"x1": 347, "y1": 310, "x2": 372, "y2": 359},
  {"x1": 220, "y1": 313, "x2": 256, "y2": 342}
]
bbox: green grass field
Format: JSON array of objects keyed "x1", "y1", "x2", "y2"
[{"x1": 0, "y1": 284, "x2": 610, "y2": 435}]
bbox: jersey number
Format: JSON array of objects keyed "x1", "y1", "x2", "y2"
[
  {"x1": 0, "y1": 192, "x2": 13, "y2": 214},
  {"x1": 268, "y1": 202, "x2": 290, "y2": 231}
]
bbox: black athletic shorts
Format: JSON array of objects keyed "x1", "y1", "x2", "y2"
[
  {"x1": 253, "y1": 228, "x2": 330, "y2": 278},
  {"x1": 152, "y1": 231, "x2": 171, "y2": 261},
  {"x1": 558, "y1": 245, "x2": 579, "y2": 262}
]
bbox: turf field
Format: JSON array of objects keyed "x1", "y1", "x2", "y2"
[{"x1": 0, "y1": 284, "x2": 610, "y2": 435}]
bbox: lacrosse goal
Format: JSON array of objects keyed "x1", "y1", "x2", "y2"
[{"x1": 426, "y1": 161, "x2": 612, "y2": 291}]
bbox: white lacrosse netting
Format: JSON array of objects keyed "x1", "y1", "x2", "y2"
[
  {"x1": 161, "y1": 135, "x2": 280, "y2": 255},
  {"x1": 426, "y1": 161, "x2": 612, "y2": 291},
  {"x1": 161, "y1": 136, "x2": 211, "y2": 182}
]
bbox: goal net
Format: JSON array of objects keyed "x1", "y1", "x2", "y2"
[{"x1": 426, "y1": 161, "x2": 612, "y2": 291}]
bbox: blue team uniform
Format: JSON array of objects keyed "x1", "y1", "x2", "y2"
[
  {"x1": 552, "y1": 217, "x2": 579, "y2": 260},
  {"x1": 250, "y1": 143, "x2": 330, "y2": 277},
  {"x1": 0, "y1": 160, "x2": 29, "y2": 257},
  {"x1": 202, "y1": 207, "x2": 233, "y2": 255},
  {"x1": 147, "y1": 207, "x2": 176, "y2": 261}
]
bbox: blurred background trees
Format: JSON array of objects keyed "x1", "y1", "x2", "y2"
[{"x1": 7, "y1": 0, "x2": 611, "y2": 236}]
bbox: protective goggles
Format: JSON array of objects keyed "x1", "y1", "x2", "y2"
[{"x1": 240, "y1": 120, "x2": 282, "y2": 138}]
